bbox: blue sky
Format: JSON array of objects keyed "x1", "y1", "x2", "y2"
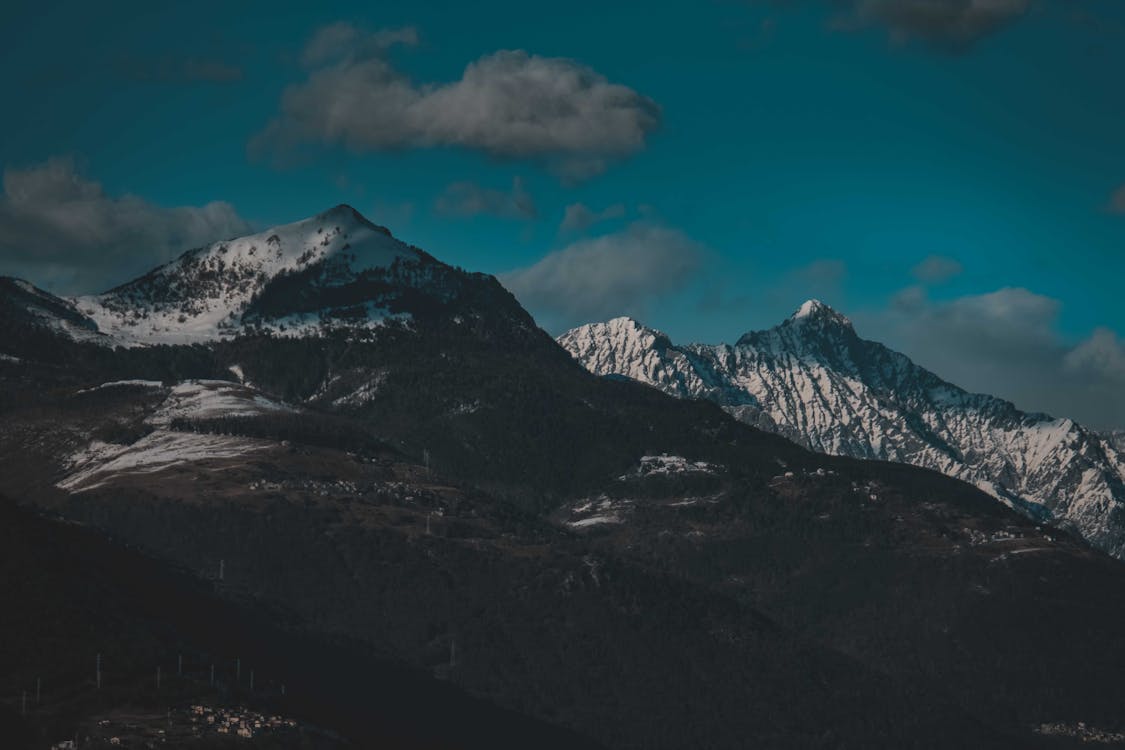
[{"x1": 2, "y1": 0, "x2": 1124, "y2": 427}]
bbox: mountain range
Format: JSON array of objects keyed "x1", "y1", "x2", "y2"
[
  {"x1": 559, "y1": 303, "x2": 1125, "y2": 560},
  {"x1": 3, "y1": 206, "x2": 1125, "y2": 748}
]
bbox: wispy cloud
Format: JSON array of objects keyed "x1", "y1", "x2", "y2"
[
  {"x1": 435, "y1": 177, "x2": 537, "y2": 220},
  {"x1": 912, "y1": 255, "x2": 963, "y2": 283},
  {"x1": 501, "y1": 223, "x2": 705, "y2": 328},
  {"x1": 757, "y1": 0, "x2": 1030, "y2": 53},
  {"x1": 1107, "y1": 184, "x2": 1125, "y2": 214},
  {"x1": 559, "y1": 202, "x2": 626, "y2": 232},
  {"x1": 846, "y1": 0, "x2": 1031, "y2": 51},
  {"x1": 116, "y1": 54, "x2": 244, "y2": 84}
]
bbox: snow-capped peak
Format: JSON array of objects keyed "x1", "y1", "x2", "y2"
[
  {"x1": 559, "y1": 306, "x2": 1125, "y2": 561},
  {"x1": 602, "y1": 316, "x2": 670, "y2": 341},
  {"x1": 72, "y1": 206, "x2": 422, "y2": 346},
  {"x1": 557, "y1": 317, "x2": 713, "y2": 398},
  {"x1": 558, "y1": 317, "x2": 674, "y2": 359},
  {"x1": 119, "y1": 203, "x2": 414, "y2": 292},
  {"x1": 787, "y1": 299, "x2": 853, "y2": 330}
]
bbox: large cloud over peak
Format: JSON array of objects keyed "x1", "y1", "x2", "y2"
[
  {"x1": 860, "y1": 285, "x2": 1125, "y2": 429},
  {"x1": 1065, "y1": 328, "x2": 1125, "y2": 383},
  {"x1": 0, "y1": 156, "x2": 252, "y2": 295},
  {"x1": 500, "y1": 223, "x2": 705, "y2": 328},
  {"x1": 254, "y1": 25, "x2": 661, "y2": 179}
]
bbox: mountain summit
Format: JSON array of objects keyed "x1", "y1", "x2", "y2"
[
  {"x1": 560, "y1": 309, "x2": 1125, "y2": 559},
  {"x1": 788, "y1": 298, "x2": 853, "y2": 328},
  {"x1": 779, "y1": 299, "x2": 856, "y2": 341},
  {"x1": 71, "y1": 205, "x2": 422, "y2": 345},
  {"x1": 0, "y1": 206, "x2": 532, "y2": 349}
]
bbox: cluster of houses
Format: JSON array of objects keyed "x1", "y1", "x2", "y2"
[
  {"x1": 1036, "y1": 721, "x2": 1125, "y2": 743},
  {"x1": 47, "y1": 705, "x2": 301, "y2": 747},
  {"x1": 189, "y1": 704, "x2": 298, "y2": 739}
]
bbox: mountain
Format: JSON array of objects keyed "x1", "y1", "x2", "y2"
[
  {"x1": 558, "y1": 302, "x2": 1125, "y2": 559},
  {"x1": 60, "y1": 204, "x2": 537, "y2": 347},
  {"x1": 5, "y1": 209, "x2": 1125, "y2": 748}
]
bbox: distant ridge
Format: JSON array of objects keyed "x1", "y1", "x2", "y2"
[{"x1": 560, "y1": 301, "x2": 1125, "y2": 559}]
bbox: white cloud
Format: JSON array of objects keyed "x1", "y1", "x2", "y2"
[
  {"x1": 559, "y1": 202, "x2": 627, "y2": 232},
  {"x1": 1065, "y1": 328, "x2": 1125, "y2": 382},
  {"x1": 859, "y1": 286, "x2": 1125, "y2": 429},
  {"x1": 254, "y1": 24, "x2": 661, "y2": 179},
  {"x1": 0, "y1": 156, "x2": 252, "y2": 294},
  {"x1": 300, "y1": 23, "x2": 419, "y2": 68},
  {"x1": 501, "y1": 223, "x2": 704, "y2": 327}
]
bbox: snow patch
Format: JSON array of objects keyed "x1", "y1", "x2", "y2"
[
  {"x1": 58, "y1": 430, "x2": 269, "y2": 492},
  {"x1": 148, "y1": 380, "x2": 296, "y2": 427},
  {"x1": 565, "y1": 494, "x2": 632, "y2": 529},
  {"x1": 569, "y1": 514, "x2": 623, "y2": 528},
  {"x1": 76, "y1": 379, "x2": 165, "y2": 394},
  {"x1": 331, "y1": 373, "x2": 388, "y2": 408}
]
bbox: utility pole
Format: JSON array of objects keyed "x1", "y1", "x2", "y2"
[{"x1": 96, "y1": 653, "x2": 102, "y2": 690}]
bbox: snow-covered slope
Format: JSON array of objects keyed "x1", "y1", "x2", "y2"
[
  {"x1": 3, "y1": 205, "x2": 540, "y2": 355},
  {"x1": 71, "y1": 205, "x2": 423, "y2": 346},
  {"x1": 559, "y1": 301, "x2": 1125, "y2": 559},
  {"x1": 0, "y1": 277, "x2": 106, "y2": 344},
  {"x1": 57, "y1": 379, "x2": 300, "y2": 493}
]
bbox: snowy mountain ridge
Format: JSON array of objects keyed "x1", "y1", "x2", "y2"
[
  {"x1": 559, "y1": 303, "x2": 1125, "y2": 559},
  {"x1": 70, "y1": 205, "x2": 423, "y2": 346}
]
